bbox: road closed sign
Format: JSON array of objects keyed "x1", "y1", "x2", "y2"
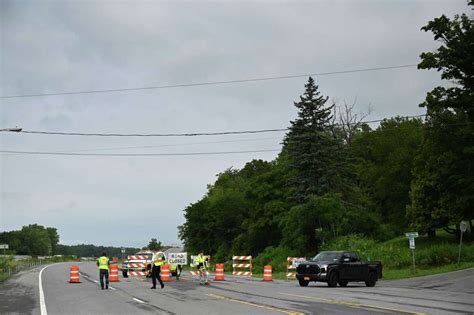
[{"x1": 168, "y1": 252, "x2": 187, "y2": 265}]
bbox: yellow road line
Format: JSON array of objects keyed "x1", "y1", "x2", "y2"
[
  {"x1": 207, "y1": 293, "x2": 305, "y2": 315},
  {"x1": 278, "y1": 292, "x2": 427, "y2": 315}
]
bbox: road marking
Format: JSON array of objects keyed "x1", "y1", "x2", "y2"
[
  {"x1": 207, "y1": 293, "x2": 304, "y2": 315},
  {"x1": 278, "y1": 292, "x2": 426, "y2": 315},
  {"x1": 133, "y1": 297, "x2": 146, "y2": 304},
  {"x1": 39, "y1": 264, "x2": 60, "y2": 315},
  {"x1": 109, "y1": 286, "x2": 116, "y2": 290}
]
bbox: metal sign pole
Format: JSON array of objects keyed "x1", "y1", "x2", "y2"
[
  {"x1": 458, "y1": 231, "x2": 463, "y2": 264},
  {"x1": 412, "y1": 248, "x2": 416, "y2": 270},
  {"x1": 458, "y1": 221, "x2": 467, "y2": 264}
]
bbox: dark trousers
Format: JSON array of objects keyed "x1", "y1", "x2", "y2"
[
  {"x1": 99, "y1": 269, "x2": 109, "y2": 288},
  {"x1": 151, "y1": 265, "x2": 164, "y2": 288}
]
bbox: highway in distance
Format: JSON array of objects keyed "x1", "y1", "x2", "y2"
[{"x1": 1, "y1": 262, "x2": 473, "y2": 314}]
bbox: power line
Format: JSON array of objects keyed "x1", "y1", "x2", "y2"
[
  {"x1": 48, "y1": 137, "x2": 283, "y2": 153},
  {"x1": 18, "y1": 128, "x2": 288, "y2": 137},
  {"x1": 0, "y1": 64, "x2": 417, "y2": 99},
  {"x1": 0, "y1": 149, "x2": 280, "y2": 157},
  {"x1": 6, "y1": 114, "x2": 427, "y2": 137}
]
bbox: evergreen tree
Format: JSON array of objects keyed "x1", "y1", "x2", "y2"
[{"x1": 283, "y1": 77, "x2": 348, "y2": 201}]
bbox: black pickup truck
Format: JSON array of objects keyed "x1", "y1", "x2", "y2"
[{"x1": 296, "y1": 251, "x2": 382, "y2": 287}]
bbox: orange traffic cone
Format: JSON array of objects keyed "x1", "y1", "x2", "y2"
[
  {"x1": 70, "y1": 265, "x2": 80, "y2": 283},
  {"x1": 109, "y1": 263, "x2": 119, "y2": 282},
  {"x1": 215, "y1": 263, "x2": 225, "y2": 281},
  {"x1": 263, "y1": 265, "x2": 272, "y2": 281},
  {"x1": 161, "y1": 264, "x2": 170, "y2": 282}
]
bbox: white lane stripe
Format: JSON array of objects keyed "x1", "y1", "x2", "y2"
[
  {"x1": 133, "y1": 298, "x2": 145, "y2": 304},
  {"x1": 93, "y1": 280, "x2": 99, "y2": 283},
  {"x1": 109, "y1": 286, "x2": 116, "y2": 290},
  {"x1": 39, "y1": 263, "x2": 60, "y2": 315}
]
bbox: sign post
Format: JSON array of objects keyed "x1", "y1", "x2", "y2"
[
  {"x1": 405, "y1": 232, "x2": 418, "y2": 270},
  {"x1": 121, "y1": 248, "x2": 125, "y2": 261},
  {"x1": 458, "y1": 221, "x2": 467, "y2": 264}
]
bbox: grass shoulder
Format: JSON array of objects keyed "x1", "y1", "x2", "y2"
[{"x1": 383, "y1": 262, "x2": 474, "y2": 280}]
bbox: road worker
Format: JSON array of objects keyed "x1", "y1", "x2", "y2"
[
  {"x1": 151, "y1": 252, "x2": 165, "y2": 289},
  {"x1": 97, "y1": 252, "x2": 110, "y2": 289},
  {"x1": 194, "y1": 250, "x2": 209, "y2": 285}
]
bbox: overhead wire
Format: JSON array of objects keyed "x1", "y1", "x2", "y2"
[
  {"x1": 0, "y1": 64, "x2": 417, "y2": 99},
  {"x1": 5, "y1": 114, "x2": 427, "y2": 137},
  {"x1": 0, "y1": 149, "x2": 280, "y2": 157}
]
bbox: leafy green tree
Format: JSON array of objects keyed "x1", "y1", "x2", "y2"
[
  {"x1": 146, "y1": 238, "x2": 163, "y2": 251},
  {"x1": 352, "y1": 117, "x2": 423, "y2": 237},
  {"x1": 46, "y1": 227, "x2": 60, "y2": 255},
  {"x1": 283, "y1": 77, "x2": 349, "y2": 201},
  {"x1": 18, "y1": 224, "x2": 51, "y2": 255},
  {"x1": 409, "y1": 1, "x2": 474, "y2": 238}
]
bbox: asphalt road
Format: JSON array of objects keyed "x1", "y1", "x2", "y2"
[{"x1": 1, "y1": 263, "x2": 473, "y2": 315}]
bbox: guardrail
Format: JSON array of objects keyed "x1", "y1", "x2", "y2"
[{"x1": 0, "y1": 256, "x2": 77, "y2": 280}]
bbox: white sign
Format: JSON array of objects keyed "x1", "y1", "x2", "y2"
[
  {"x1": 409, "y1": 238, "x2": 415, "y2": 249},
  {"x1": 460, "y1": 221, "x2": 467, "y2": 233},
  {"x1": 168, "y1": 252, "x2": 187, "y2": 265},
  {"x1": 0, "y1": 244, "x2": 8, "y2": 249},
  {"x1": 292, "y1": 258, "x2": 306, "y2": 267},
  {"x1": 405, "y1": 232, "x2": 419, "y2": 238}
]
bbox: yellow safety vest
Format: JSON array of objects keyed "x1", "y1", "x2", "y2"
[
  {"x1": 98, "y1": 256, "x2": 109, "y2": 270},
  {"x1": 154, "y1": 257, "x2": 165, "y2": 267},
  {"x1": 194, "y1": 254, "x2": 206, "y2": 265}
]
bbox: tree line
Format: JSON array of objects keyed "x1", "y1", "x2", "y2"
[
  {"x1": 0, "y1": 224, "x2": 140, "y2": 257},
  {"x1": 179, "y1": 2, "x2": 473, "y2": 260}
]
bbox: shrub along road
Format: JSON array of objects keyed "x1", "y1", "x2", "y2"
[{"x1": 0, "y1": 262, "x2": 473, "y2": 314}]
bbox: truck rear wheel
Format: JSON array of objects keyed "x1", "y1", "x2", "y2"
[
  {"x1": 338, "y1": 281, "x2": 348, "y2": 287},
  {"x1": 327, "y1": 272, "x2": 339, "y2": 287},
  {"x1": 298, "y1": 279, "x2": 309, "y2": 287},
  {"x1": 365, "y1": 272, "x2": 377, "y2": 287}
]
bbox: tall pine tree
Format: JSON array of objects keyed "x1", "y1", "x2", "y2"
[{"x1": 283, "y1": 77, "x2": 348, "y2": 201}]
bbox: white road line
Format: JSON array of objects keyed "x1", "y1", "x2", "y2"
[
  {"x1": 93, "y1": 280, "x2": 99, "y2": 283},
  {"x1": 39, "y1": 264, "x2": 59, "y2": 315},
  {"x1": 133, "y1": 297, "x2": 145, "y2": 304},
  {"x1": 109, "y1": 286, "x2": 116, "y2": 290}
]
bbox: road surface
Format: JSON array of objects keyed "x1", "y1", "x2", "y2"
[{"x1": 1, "y1": 262, "x2": 473, "y2": 314}]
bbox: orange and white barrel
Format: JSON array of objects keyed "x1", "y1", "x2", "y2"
[
  {"x1": 215, "y1": 263, "x2": 225, "y2": 281},
  {"x1": 69, "y1": 265, "x2": 80, "y2": 283},
  {"x1": 109, "y1": 263, "x2": 119, "y2": 282},
  {"x1": 161, "y1": 264, "x2": 170, "y2": 282},
  {"x1": 263, "y1": 265, "x2": 272, "y2": 281}
]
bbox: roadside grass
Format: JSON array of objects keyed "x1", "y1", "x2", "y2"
[
  {"x1": 383, "y1": 262, "x2": 474, "y2": 280},
  {"x1": 0, "y1": 256, "x2": 78, "y2": 282}
]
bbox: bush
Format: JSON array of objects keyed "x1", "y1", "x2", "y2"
[
  {"x1": 0, "y1": 256, "x2": 15, "y2": 272},
  {"x1": 253, "y1": 246, "x2": 296, "y2": 273},
  {"x1": 320, "y1": 234, "x2": 474, "y2": 269}
]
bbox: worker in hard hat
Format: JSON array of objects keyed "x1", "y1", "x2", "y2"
[
  {"x1": 194, "y1": 250, "x2": 209, "y2": 285},
  {"x1": 97, "y1": 252, "x2": 110, "y2": 289},
  {"x1": 150, "y1": 252, "x2": 165, "y2": 289}
]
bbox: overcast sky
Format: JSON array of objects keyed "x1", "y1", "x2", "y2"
[{"x1": 0, "y1": 0, "x2": 468, "y2": 248}]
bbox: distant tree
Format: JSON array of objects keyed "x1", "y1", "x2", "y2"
[
  {"x1": 46, "y1": 227, "x2": 60, "y2": 255},
  {"x1": 18, "y1": 224, "x2": 51, "y2": 255},
  {"x1": 146, "y1": 238, "x2": 163, "y2": 251},
  {"x1": 409, "y1": 1, "x2": 474, "y2": 238}
]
